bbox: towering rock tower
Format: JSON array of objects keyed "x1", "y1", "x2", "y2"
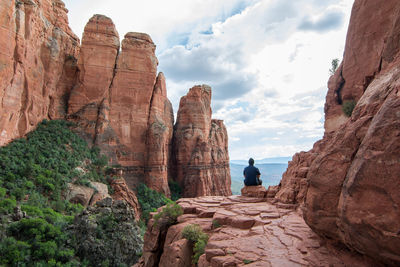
[
  {"x1": 68, "y1": 15, "x2": 174, "y2": 196},
  {"x1": 0, "y1": 3, "x2": 232, "y2": 199},
  {"x1": 173, "y1": 85, "x2": 231, "y2": 197}
]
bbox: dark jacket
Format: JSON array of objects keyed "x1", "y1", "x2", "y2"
[{"x1": 243, "y1": 165, "x2": 261, "y2": 186}]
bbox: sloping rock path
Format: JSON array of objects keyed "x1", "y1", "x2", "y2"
[{"x1": 136, "y1": 195, "x2": 375, "y2": 267}]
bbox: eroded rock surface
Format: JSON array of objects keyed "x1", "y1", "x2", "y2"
[
  {"x1": 274, "y1": 0, "x2": 400, "y2": 265},
  {"x1": 67, "y1": 14, "x2": 119, "y2": 147},
  {"x1": 136, "y1": 196, "x2": 375, "y2": 267},
  {"x1": 67, "y1": 15, "x2": 174, "y2": 196},
  {"x1": 110, "y1": 177, "x2": 141, "y2": 221},
  {"x1": 0, "y1": 0, "x2": 79, "y2": 146},
  {"x1": 173, "y1": 85, "x2": 231, "y2": 197},
  {"x1": 241, "y1": 185, "x2": 268, "y2": 198},
  {"x1": 0, "y1": 3, "x2": 230, "y2": 198},
  {"x1": 324, "y1": 0, "x2": 400, "y2": 133},
  {"x1": 66, "y1": 182, "x2": 110, "y2": 207}
]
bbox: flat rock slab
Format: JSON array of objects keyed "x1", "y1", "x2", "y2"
[
  {"x1": 241, "y1": 185, "x2": 268, "y2": 198},
  {"x1": 137, "y1": 196, "x2": 376, "y2": 267}
]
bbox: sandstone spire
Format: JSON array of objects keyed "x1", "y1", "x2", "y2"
[{"x1": 173, "y1": 85, "x2": 231, "y2": 197}]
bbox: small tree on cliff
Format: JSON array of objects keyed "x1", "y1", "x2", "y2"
[{"x1": 329, "y1": 58, "x2": 339, "y2": 75}]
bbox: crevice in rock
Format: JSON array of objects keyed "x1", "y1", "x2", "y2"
[
  {"x1": 144, "y1": 75, "x2": 158, "y2": 177},
  {"x1": 18, "y1": 73, "x2": 29, "y2": 135},
  {"x1": 107, "y1": 49, "x2": 119, "y2": 105},
  {"x1": 154, "y1": 224, "x2": 170, "y2": 266},
  {"x1": 336, "y1": 68, "x2": 346, "y2": 105},
  {"x1": 93, "y1": 98, "x2": 107, "y2": 146}
]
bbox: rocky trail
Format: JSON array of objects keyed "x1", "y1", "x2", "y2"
[{"x1": 137, "y1": 192, "x2": 375, "y2": 267}]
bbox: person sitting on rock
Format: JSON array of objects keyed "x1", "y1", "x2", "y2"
[{"x1": 243, "y1": 158, "x2": 262, "y2": 186}]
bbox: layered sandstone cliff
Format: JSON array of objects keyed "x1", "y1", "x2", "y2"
[
  {"x1": 0, "y1": 2, "x2": 231, "y2": 198},
  {"x1": 274, "y1": 0, "x2": 400, "y2": 265},
  {"x1": 0, "y1": 0, "x2": 79, "y2": 146},
  {"x1": 67, "y1": 15, "x2": 174, "y2": 196},
  {"x1": 173, "y1": 85, "x2": 231, "y2": 198}
]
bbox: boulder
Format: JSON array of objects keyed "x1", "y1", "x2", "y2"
[
  {"x1": 66, "y1": 183, "x2": 94, "y2": 206},
  {"x1": 241, "y1": 185, "x2": 268, "y2": 198},
  {"x1": 89, "y1": 182, "x2": 110, "y2": 206},
  {"x1": 158, "y1": 239, "x2": 192, "y2": 267},
  {"x1": 110, "y1": 178, "x2": 141, "y2": 220}
]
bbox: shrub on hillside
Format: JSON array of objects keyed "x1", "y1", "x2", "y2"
[
  {"x1": 168, "y1": 180, "x2": 182, "y2": 201},
  {"x1": 153, "y1": 202, "x2": 183, "y2": 228},
  {"x1": 342, "y1": 100, "x2": 356, "y2": 117},
  {"x1": 182, "y1": 224, "x2": 209, "y2": 264},
  {"x1": 0, "y1": 119, "x2": 141, "y2": 266},
  {"x1": 136, "y1": 183, "x2": 172, "y2": 222},
  {"x1": 0, "y1": 119, "x2": 109, "y2": 205}
]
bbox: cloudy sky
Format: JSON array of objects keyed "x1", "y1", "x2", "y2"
[{"x1": 64, "y1": 0, "x2": 354, "y2": 160}]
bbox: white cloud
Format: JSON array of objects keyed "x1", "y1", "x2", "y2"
[{"x1": 64, "y1": 0, "x2": 355, "y2": 160}]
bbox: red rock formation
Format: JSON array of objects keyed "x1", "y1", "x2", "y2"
[
  {"x1": 241, "y1": 185, "x2": 268, "y2": 198},
  {"x1": 145, "y1": 73, "x2": 174, "y2": 197},
  {"x1": 67, "y1": 14, "x2": 119, "y2": 147},
  {"x1": 0, "y1": 2, "x2": 229, "y2": 200},
  {"x1": 106, "y1": 32, "x2": 173, "y2": 196},
  {"x1": 135, "y1": 196, "x2": 375, "y2": 267},
  {"x1": 0, "y1": 0, "x2": 79, "y2": 146},
  {"x1": 67, "y1": 16, "x2": 173, "y2": 196},
  {"x1": 110, "y1": 178, "x2": 141, "y2": 221},
  {"x1": 173, "y1": 85, "x2": 231, "y2": 197},
  {"x1": 274, "y1": 0, "x2": 400, "y2": 265},
  {"x1": 324, "y1": 0, "x2": 400, "y2": 133},
  {"x1": 273, "y1": 138, "x2": 327, "y2": 204}
]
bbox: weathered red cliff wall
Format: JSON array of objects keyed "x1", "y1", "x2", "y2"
[
  {"x1": 274, "y1": 0, "x2": 400, "y2": 264},
  {"x1": 0, "y1": 0, "x2": 79, "y2": 146},
  {"x1": 67, "y1": 16, "x2": 174, "y2": 196},
  {"x1": 67, "y1": 14, "x2": 119, "y2": 147},
  {"x1": 173, "y1": 85, "x2": 231, "y2": 198},
  {"x1": 0, "y1": 3, "x2": 231, "y2": 199},
  {"x1": 145, "y1": 73, "x2": 174, "y2": 196}
]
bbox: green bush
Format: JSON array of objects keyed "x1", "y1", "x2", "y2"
[
  {"x1": 136, "y1": 183, "x2": 172, "y2": 223},
  {"x1": 182, "y1": 224, "x2": 209, "y2": 264},
  {"x1": 193, "y1": 238, "x2": 207, "y2": 264},
  {"x1": 5, "y1": 217, "x2": 74, "y2": 264},
  {"x1": 212, "y1": 219, "x2": 221, "y2": 229},
  {"x1": 342, "y1": 100, "x2": 356, "y2": 117},
  {"x1": 182, "y1": 224, "x2": 207, "y2": 242},
  {"x1": 153, "y1": 202, "x2": 183, "y2": 227},
  {"x1": 168, "y1": 180, "x2": 182, "y2": 201},
  {"x1": 0, "y1": 120, "x2": 109, "y2": 203},
  {"x1": 0, "y1": 198, "x2": 16, "y2": 214},
  {"x1": 329, "y1": 58, "x2": 339, "y2": 75},
  {"x1": 0, "y1": 187, "x2": 6, "y2": 198},
  {"x1": 0, "y1": 120, "x2": 117, "y2": 266},
  {"x1": 0, "y1": 237, "x2": 31, "y2": 266}
]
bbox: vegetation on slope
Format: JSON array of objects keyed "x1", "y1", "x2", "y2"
[
  {"x1": 0, "y1": 120, "x2": 141, "y2": 266},
  {"x1": 182, "y1": 224, "x2": 209, "y2": 264}
]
